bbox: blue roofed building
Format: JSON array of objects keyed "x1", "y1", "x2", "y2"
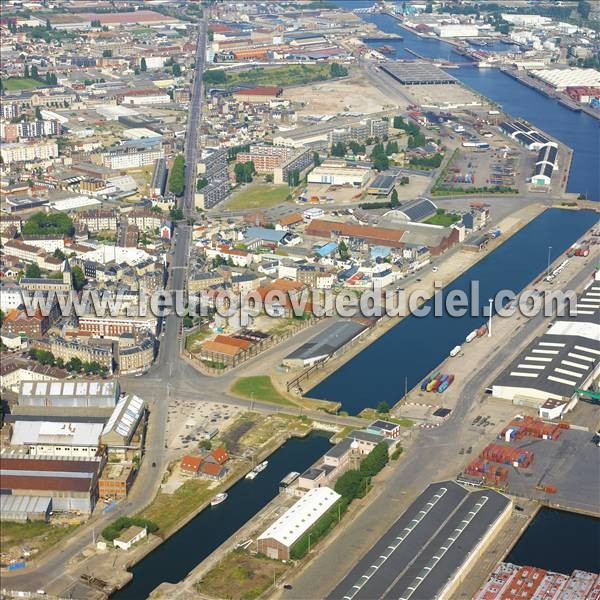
[
  {"x1": 244, "y1": 227, "x2": 289, "y2": 245},
  {"x1": 316, "y1": 242, "x2": 338, "y2": 258}
]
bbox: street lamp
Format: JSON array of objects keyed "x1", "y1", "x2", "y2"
[
  {"x1": 488, "y1": 298, "x2": 493, "y2": 337},
  {"x1": 546, "y1": 246, "x2": 552, "y2": 279}
]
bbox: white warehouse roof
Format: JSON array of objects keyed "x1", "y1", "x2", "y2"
[
  {"x1": 258, "y1": 487, "x2": 340, "y2": 548},
  {"x1": 530, "y1": 68, "x2": 600, "y2": 90},
  {"x1": 11, "y1": 421, "x2": 103, "y2": 447},
  {"x1": 102, "y1": 394, "x2": 145, "y2": 443}
]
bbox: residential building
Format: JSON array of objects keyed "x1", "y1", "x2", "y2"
[
  {"x1": 0, "y1": 141, "x2": 59, "y2": 164},
  {"x1": 101, "y1": 148, "x2": 164, "y2": 170}
]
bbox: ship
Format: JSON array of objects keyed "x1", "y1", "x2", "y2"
[
  {"x1": 378, "y1": 45, "x2": 395, "y2": 54},
  {"x1": 450, "y1": 345, "x2": 462, "y2": 357},
  {"x1": 469, "y1": 39, "x2": 488, "y2": 47},
  {"x1": 210, "y1": 492, "x2": 228, "y2": 506},
  {"x1": 245, "y1": 460, "x2": 268, "y2": 479}
]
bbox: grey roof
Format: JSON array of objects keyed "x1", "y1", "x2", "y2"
[
  {"x1": 327, "y1": 481, "x2": 510, "y2": 600},
  {"x1": 369, "y1": 173, "x2": 396, "y2": 194},
  {"x1": 285, "y1": 320, "x2": 368, "y2": 362},
  {"x1": 325, "y1": 437, "x2": 353, "y2": 459},
  {"x1": 245, "y1": 227, "x2": 287, "y2": 244},
  {"x1": 381, "y1": 62, "x2": 456, "y2": 85},
  {"x1": 388, "y1": 198, "x2": 437, "y2": 223}
]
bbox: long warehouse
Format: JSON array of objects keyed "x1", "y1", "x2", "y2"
[{"x1": 327, "y1": 480, "x2": 511, "y2": 600}]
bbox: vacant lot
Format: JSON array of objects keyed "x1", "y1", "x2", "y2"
[
  {"x1": 196, "y1": 549, "x2": 288, "y2": 600},
  {"x1": 2, "y1": 77, "x2": 45, "y2": 91},
  {"x1": 0, "y1": 521, "x2": 78, "y2": 563},
  {"x1": 425, "y1": 210, "x2": 461, "y2": 227},
  {"x1": 206, "y1": 64, "x2": 334, "y2": 89},
  {"x1": 226, "y1": 184, "x2": 292, "y2": 210},
  {"x1": 231, "y1": 376, "x2": 295, "y2": 407},
  {"x1": 136, "y1": 478, "x2": 212, "y2": 534}
]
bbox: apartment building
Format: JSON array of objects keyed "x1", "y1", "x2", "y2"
[
  {"x1": 273, "y1": 148, "x2": 313, "y2": 184},
  {"x1": 195, "y1": 148, "x2": 229, "y2": 209},
  {"x1": 117, "y1": 338, "x2": 154, "y2": 375},
  {"x1": 0, "y1": 141, "x2": 59, "y2": 164},
  {"x1": 75, "y1": 209, "x2": 118, "y2": 232},
  {"x1": 101, "y1": 148, "x2": 164, "y2": 170},
  {"x1": 32, "y1": 337, "x2": 114, "y2": 372}
]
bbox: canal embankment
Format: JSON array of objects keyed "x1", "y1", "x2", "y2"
[{"x1": 301, "y1": 202, "x2": 547, "y2": 409}]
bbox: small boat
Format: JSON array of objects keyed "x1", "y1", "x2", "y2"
[
  {"x1": 253, "y1": 460, "x2": 268, "y2": 474},
  {"x1": 245, "y1": 471, "x2": 257, "y2": 480},
  {"x1": 211, "y1": 492, "x2": 228, "y2": 506}
]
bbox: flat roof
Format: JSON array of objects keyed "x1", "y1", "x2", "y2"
[
  {"x1": 327, "y1": 481, "x2": 510, "y2": 600},
  {"x1": 380, "y1": 62, "x2": 456, "y2": 85},
  {"x1": 285, "y1": 320, "x2": 368, "y2": 362},
  {"x1": 258, "y1": 487, "x2": 340, "y2": 548},
  {"x1": 11, "y1": 421, "x2": 103, "y2": 447}
]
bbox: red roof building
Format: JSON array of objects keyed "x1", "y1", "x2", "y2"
[{"x1": 180, "y1": 455, "x2": 202, "y2": 475}]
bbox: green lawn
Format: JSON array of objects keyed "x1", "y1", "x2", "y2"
[
  {"x1": 231, "y1": 376, "x2": 295, "y2": 407},
  {"x1": 226, "y1": 184, "x2": 292, "y2": 210},
  {"x1": 425, "y1": 212, "x2": 461, "y2": 227},
  {"x1": 2, "y1": 77, "x2": 45, "y2": 91}
]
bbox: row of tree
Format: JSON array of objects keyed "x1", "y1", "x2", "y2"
[
  {"x1": 168, "y1": 154, "x2": 185, "y2": 196},
  {"x1": 234, "y1": 161, "x2": 255, "y2": 184},
  {"x1": 28, "y1": 348, "x2": 108, "y2": 375}
]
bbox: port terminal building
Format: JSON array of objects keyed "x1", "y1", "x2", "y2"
[
  {"x1": 327, "y1": 480, "x2": 511, "y2": 600},
  {"x1": 492, "y1": 280, "x2": 600, "y2": 418},
  {"x1": 380, "y1": 62, "x2": 456, "y2": 85}
]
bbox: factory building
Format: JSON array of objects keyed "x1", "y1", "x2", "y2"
[
  {"x1": 0, "y1": 453, "x2": 103, "y2": 514},
  {"x1": 433, "y1": 24, "x2": 480, "y2": 38},
  {"x1": 380, "y1": 62, "x2": 456, "y2": 85},
  {"x1": 532, "y1": 142, "x2": 558, "y2": 186},
  {"x1": 18, "y1": 379, "x2": 120, "y2": 412},
  {"x1": 257, "y1": 487, "x2": 341, "y2": 560},
  {"x1": 328, "y1": 481, "x2": 511, "y2": 600},
  {"x1": 492, "y1": 281, "x2": 600, "y2": 418},
  {"x1": 0, "y1": 495, "x2": 52, "y2": 523},
  {"x1": 101, "y1": 394, "x2": 145, "y2": 454},
  {"x1": 9, "y1": 421, "x2": 103, "y2": 458}
]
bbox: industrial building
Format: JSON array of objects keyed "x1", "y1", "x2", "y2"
[
  {"x1": 367, "y1": 172, "x2": 397, "y2": 196},
  {"x1": 380, "y1": 62, "x2": 456, "y2": 85},
  {"x1": 327, "y1": 481, "x2": 511, "y2": 600},
  {"x1": 9, "y1": 420, "x2": 103, "y2": 458},
  {"x1": 257, "y1": 487, "x2": 341, "y2": 560},
  {"x1": 529, "y1": 67, "x2": 600, "y2": 91},
  {"x1": 382, "y1": 198, "x2": 438, "y2": 222},
  {"x1": 492, "y1": 280, "x2": 600, "y2": 418},
  {"x1": 100, "y1": 394, "x2": 145, "y2": 453},
  {"x1": 18, "y1": 379, "x2": 120, "y2": 410},
  {"x1": 283, "y1": 320, "x2": 369, "y2": 368},
  {"x1": 150, "y1": 158, "x2": 168, "y2": 197},
  {"x1": 307, "y1": 160, "x2": 371, "y2": 187},
  {"x1": 532, "y1": 142, "x2": 558, "y2": 186},
  {"x1": 0, "y1": 453, "x2": 104, "y2": 514},
  {"x1": 499, "y1": 121, "x2": 551, "y2": 151},
  {"x1": 0, "y1": 495, "x2": 52, "y2": 523}
]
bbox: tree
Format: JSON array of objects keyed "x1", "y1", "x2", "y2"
[
  {"x1": 265, "y1": 173, "x2": 273, "y2": 183},
  {"x1": 313, "y1": 151, "x2": 321, "y2": 166},
  {"x1": 199, "y1": 439, "x2": 212, "y2": 450},
  {"x1": 578, "y1": 0, "x2": 591, "y2": 20},
  {"x1": 370, "y1": 143, "x2": 389, "y2": 171},
  {"x1": 168, "y1": 154, "x2": 185, "y2": 196},
  {"x1": 334, "y1": 469, "x2": 365, "y2": 500},
  {"x1": 53, "y1": 247, "x2": 66, "y2": 261},
  {"x1": 338, "y1": 239, "x2": 350, "y2": 261},
  {"x1": 385, "y1": 141, "x2": 398, "y2": 156},
  {"x1": 330, "y1": 63, "x2": 348, "y2": 78},
  {"x1": 71, "y1": 265, "x2": 87, "y2": 291},
  {"x1": 183, "y1": 315, "x2": 193, "y2": 328},
  {"x1": 172, "y1": 62, "x2": 181, "y2": 77},
  {"x1": 24, "y1": 64, "x2": 30, "y2": 78},
  {"x1": 376, "y1": 401, "x2": 390, "y2": 414},
  {"x1": 234, "y1": 161, "x2": 255, "y2": 184},
  {"x1": 66, "y1": 357, "x2": 83, "y2": 372},
  {"x1": 25, "y1": 263, "x2": 41, "y2": 278},
  {"x1": 390, "y1": 188, "x2": 399, "y2": 207},
  {"x1": 91, "y1": 19, "x2": 101, "y2": 27},
  {"x1": 170, "y1": 207, "x2": 184, "y2": 221},
  {"x1": 331, "y1": 142, "x2": 346, "y2": 157},
  {"x1": 140, "y1": 57, "x2": 147, "y2": 72},
  {"x1": 31, "y1": 65, "x2": 39, "y2": 79},
  {"x1": 203, "y1": 70, "x2": 227, "y2": 84},
  {"x1": 22, "y1": 212, "x2": 73, "y2": 237},
  {"x1": 287, "y1": 169, "x2": 300, "y2": 187},
  {"x1": 196, "y1": 177, "x2": 208, "y2": 191}
]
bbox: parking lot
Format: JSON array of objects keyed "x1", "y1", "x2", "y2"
[{"x1": 165, "y1": 399, "x2": 243, "y2": 453}]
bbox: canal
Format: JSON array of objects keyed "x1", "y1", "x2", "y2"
[
  {"x1": 346, "y1": 5, "x2": 600, "y2": 200},
  {"x1": 308, "y1": 209, "x2": 599, "y2": 412},
  {"x1": 506, "y1": 508, "x2": 600, "y2": 574},
  {"x1": 111, "y1": 431, "x2": 332, "y2": 600}
]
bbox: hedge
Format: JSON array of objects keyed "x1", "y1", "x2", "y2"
[{"x1": 102, "y1": 516, "x2": 158, "y2": 541}]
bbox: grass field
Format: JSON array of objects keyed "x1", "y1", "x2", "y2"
[
  {"x1": 231, "y1": 376, "x2": 295, "y2": 407},
  {"x1": 0, "y1": 521, "x2": 78, "y2": 559},
  {"x1": 136, "y1": 479, "x2": 212, "y2": 534},
  {"x1": 2, "y1": 77, "x2": 45, "y2": 91},
  {"x1": 196, "y1": 549, "x2": 288, "y2": 600},
  {"x1": 425, "y1": 211, "x2": 461, "y2": 227},
  {"x1": 226, "y1": 184, "x2": 292, "y2": 210},
  {"x1": 185, "y1": 326, "x2": 211, "y2": 352},
  {"x1": 359, "y1": 408, "x2": 414, "y2": 428},
  {"x1": 207, "y1": 64, "x2": 334, "y2": 90}
]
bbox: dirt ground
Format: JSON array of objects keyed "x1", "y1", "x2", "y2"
[
  {"x1": 404, "y1": 82, "x2": 491, "y2": 109},
  {"x1": 283, "y1": 72, "x2": 402, "y2": 116}
]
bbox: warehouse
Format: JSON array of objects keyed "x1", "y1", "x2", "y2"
[
  {"x1": 283, "y1": 320, "x2": 369, "y2": 368},
  {"x1": 380, "y1": 62, "x2": 456, "y2": 85},
  {"x1": 257, "y1": 487, "x2": 341, "y2": 560},
  {"x1": 307, "y1": 160, "x2": 371, "y2": 187},
  {"x1": 499, "y1": 121, "x2": 550, "y2": 151},
  {"x1": 529, "y1": 67, "x2": 600, "y2": 91},
  {"x1": 327, "y1": 481, "x2": 511, "y2": 600},
  {"x1": 492, "y1": 281, "x2": 600, "y2": 416},
  {"x1": 9, "y1": 420, "x2": 103, "y2": 458},
  {"x1": 531, "y1": 142, "x2": 558, "y2": 186},
  {"x1": 381, "y1": 198, "x2": 438, "y2": 223},
  {"x1": 18, "y1": 379, "x2": 120, "y2": 410},
  {"x1": 0, "y1": 495, "x2": 52, "y2": 522},
  {"x1": 101, "y1": 394, "x2": 145, "y2": 453},
  {"x1": 0, "y1": 453, "x2": 103, "y2": 514},
  {"x1": 367, "y1": 172, "x2": 397, "y2": 196}
]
